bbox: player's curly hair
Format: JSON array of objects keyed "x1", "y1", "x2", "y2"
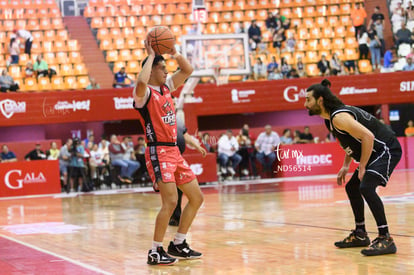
[{"x1": 306, "y1": 79, "x2": 344, "y2": 113}]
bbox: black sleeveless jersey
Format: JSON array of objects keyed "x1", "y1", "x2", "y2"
[{"x1": 325, "y1": 105, "x2": 397, "y2": 162}]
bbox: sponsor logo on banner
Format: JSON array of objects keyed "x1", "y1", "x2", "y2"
[
  {"x1": 339, "y1": 87, "x2": 378, "y2": 95},
  {"x1": 190, "y1": 164, "x2": 203, "y2": 175},
  {"x1": 296, "y1": 154, "x2": 332, "y2": 166},
  {"x1": 231, "y1": 89, "x2": 255, "y2": 103},
  {"x1": 0, "y1": 99, "x2": 26, "y2": 119},
  {"x1": 113, "y1": 97, "x2": 134, "y2": 110},
  {"x1": 54, "y1": 100, "x2": 90, "y2": 112},
  {"x1": 4, "y1": 169, "x2": 47, "y2": 189},
  {"x1": 283, "y1": 86, "x2": 306, "y2": 102},
  {"x1": 399, "y1": 81, "x2": 414, "y2": 92}
]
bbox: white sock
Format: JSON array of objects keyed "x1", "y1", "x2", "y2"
[
  {"x1": 152, "y1": 241, "x2": 163, "y2": 252},
  {"x1": 173, "y1": 232, "x2": 186, "y2": 245}
]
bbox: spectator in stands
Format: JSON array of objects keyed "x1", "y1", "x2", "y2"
[
  {"x1": 46, "y1": 141, "x2": 60, "y2": 160},
  {"x1": 84, "y1": 134, "x2": 95, "y2": 146},
  {"x1": 392, "y1": 2, "x2": 406, "y2": 33},
  {"x1": 403, "y1": 56, "x2": 414, "y2": 70},
  {"x1": 395, "y1": 23, "x2": 412, "y2": 51},
  {"x1": 265, "y1": 11, "x2": 278, "y2": 31},
  {"x1": 351, "y1": 2, "x2": 367, "y2": 40},
  {"x1": 236, "y1": 124, "x2": 254, "y2": 177},
  {"x1": 0, "y1": 70, "x2": 19, "y2": 93},
  {"x1": 405, "y1": 120, "x2": 414, "y2": 137},
  {"x1": 407, "y1": 2, "x2": 414, "y2": 22},
  {"x1": 86, "y1": 77, "x2": 100, "y2": 90},
  {"x1": 69, "y1": 137, "x2": 87, "y2": 192},
  {"x1": 357, "y1": 25, "x2": 369, "y2": 60},
  {"x1": 280, "y1": 129, "x2": 293, "y2": 145},
  {"x1": 325, "y1": 132, "x2": 336, "y2": 143},
  {"x1": 59, "y1": 138, "x2": 72, "y2": 193},
  {"x1": 368, "y1": 25, "x2": 382, "y2": 70},
  {"x1": 255, "y1": 125, "x2": 280, "y2": 175},
  {"x1": 268, "y1": 67, "x2": 284, "y2": 80},
  {"x1": 407, "y1": 46, "x2": 414, "y2": 60},
  {"x1": 317, "y1": 54, "x2": 330, "y2": 76},
  {"x1": 280, "y1": 57, "x2": 291, "y2": 78},
  {"x1": 217, "y1": 130, "x2": 242, "y2": 177},
  {"x1": 33, "y1": 55, "x2": 49, "y2": 78},
  {"x1": 201, "y1": 133, "x2": 215, "y2": 153},
  {"x1": 370, "y1": 6, "x2": 386, "y2": 56},
  {"x1": 383, "y1": 47, "x2": 398, "y2": 69},
  {"x1": 253, "y1": 57, "x2": 267, "y2": 80},
  {"x1": 344, "y1": 59, "x2": 357, "y2": 75},
  {"x1": 287, "y1": 68, "x2": 300, "y2": 79},
  {"x1": 293, "y1": 130, "x2": 301, "y2": 144},
  {"x1": 298, "y1": 126, "x2": 314, "y2": 144},
  {"x1": 108, "y1": 134, "x2": 138, "y2": 183},
  {"x1": 8, "y1": 37, "x2": 20, "y2": 66},
  {"x1": 134, "y1": 136, "x2": 149, "y2": 182},
  {"x1": 1, "y1": 145, "x2": 17, "y2": 162},
  {"x1": 330, "y1": 53, "x2": 345, "y2": 75},
  {"x1": 296, "y1": 57, "x2": 306, "y2": 77},
  {"x1": 25, "y1": 143, "x2": 46, "y2": 160},
  {"x1": 234, "y1": 21, "x2": 245, "y2": 34},
  {"x1": 113, "y1": 67, "x2": 134, "y2": 88},
  {"x1": 121, "y1": 136, "x2": 140, "y2": 179},
  {"x1": 14, "y1": 29, "x2": 33, "y2": 57},
  {"x1": 267, "y1": 56, "x2": 278, "y2": 75},
  {"x1": 285, "y1": 32, "x2": 296, "y2": 53},
  {"x1": 248, "y1": 20, "x2": 262, "y2": 51},
  {"x1": 89, "y1": 143, "x2": 107, "y2": 186},
  {"x1": 25, "y1": 61, "x2": 34, "y2": 78}
]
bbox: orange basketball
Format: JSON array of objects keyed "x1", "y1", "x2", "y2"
[{"x1": 147, "y1": 26, "x2": 175, "y2": 55}]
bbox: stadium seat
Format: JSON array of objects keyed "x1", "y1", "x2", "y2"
[
  {"x1": 358, "y1": 60, "x2": 372, "y2": 73},
  {"x1": 51, "y1": 76, "x2": 65, "y2": 90},
  {"x1": 126, "y1": 60, "x2": 140, "y2": 73},
  {"x1": 132, "y1": 49, "x2": 144, "y2": 61},
  {"x1": 8, "y1": 65, "x2": 22, "y2": 79},
  {"x1": 305, "y1": 51, "x2": 319, "y2": 63},
  {"x1": 113, "y1": 61, "x2": 125, "y2": 73},
  {"x1": 309, "y1": 28, "x2": 321, "y2": 39},
  {"x1": 77, "y1": 76, "x2": 89, "y2": 89},
  {"x1": 69, "y1": 52, "x2": 82, "y2": 64},
  {"x1": 18, "y1": 54, "x2": 30, "y2": 66},
  {"x1": 38, "y1": 77, "x2": 51, "y2": 91},
  {"x1": 106, "y1": 50, "x2": 118, "y2": 62},
  {"x1": 303, "y1": 18, "x2": 315, "y2": 28},
  {"x1": 97, "y1": 28, "x2": 109, "y2": 40},
  {"x1": 100, "y1": 39, "x2": 113, "y2": 50},
  {"x1": 24, "y1": 77, "x2": 38, "y2": 91},
  {"x1": 306, "y1": 63, "x2": 319, "y2": 77},
  {"x1": 56, "y1": 52, "x2": 69, "y2": 64},
  {"x1": 125, "y1": 38, "x2": 138, "y2": 49},
  {"x1": 54, "y1": 41, "x2": 67, "y2": 52},
  {"x1": 320, "y1": 38, "x2": 332, "y2": 50},
  {"x1": 344, "y1": 48, "x2": 359, "y2": 60},
  {"x1": 315, "y1": 17, "x2": 327, "y2": 28},
  {"x1": 74, "y1": 63, "x2": 88, "y2": 75},
  {"x1": 64, "y1": 76, "x2": 78, "y2": 89},
  {"x1": 67, "y1": 40, "x2": 80, "y2": 51},
  {"x1": 332, "y1": 38, "x2": 345, "y2": 50},
  {"x1": 322, "y1": 27, "x2": 334, "y2": 38},
  {"x1": 119, "y1": 49, "x2": 132, "y2": 61},
  {"x1": 60, "y1": 64, "x2": 74, "y2": 76}
]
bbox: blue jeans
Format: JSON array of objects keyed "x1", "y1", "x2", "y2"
[
  {"x1": 370, "y1": 46, "x2": 381, "y2": 67},
  {"x1": 112, "y1": 159, "x2": 140, "y2": 178},
  {"x1": 256, "y1": 152, "x2": 276, "y2": 171},
  {"x1": 218, "y1": 153, "x2": 242, "y2": 170}
]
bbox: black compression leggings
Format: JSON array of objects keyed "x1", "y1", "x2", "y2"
[{"x1": 345, "y1": 170, "x2": 388, "y2": 231}]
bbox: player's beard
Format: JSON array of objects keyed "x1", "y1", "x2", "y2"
[{"x1": 307, "y1": 104, "x2": 322, "y2": 116}]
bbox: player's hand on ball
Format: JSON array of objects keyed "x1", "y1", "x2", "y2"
[{"x1": 144, "y1": 38, "x2": 155, "y2": 56}]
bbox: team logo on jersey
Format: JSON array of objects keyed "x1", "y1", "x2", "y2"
[
  {"x1": 146, "y1": 123, "x2": 155, "y2": 142},
  {"x1": 344, "y1": 146, "x2": 353, "y2": 156},
  {"x1": 161, "y1": 101, "x2": 176, "y2": 126}
]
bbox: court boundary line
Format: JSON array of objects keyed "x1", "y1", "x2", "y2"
[{"x1": 0, "y1": 234, "x2": 114, "y2": 275}]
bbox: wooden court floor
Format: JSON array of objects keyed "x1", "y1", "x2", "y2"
[{"x1": 1, "y1": 170, "x2": 414, "y2": 275}]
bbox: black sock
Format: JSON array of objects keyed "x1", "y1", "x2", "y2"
[
  {"x1": 355, "y1": 222, "x2": 366, "y2": 233},
  {"x1": 378, "y1": 225, "x2": 389, "y2": 236}
]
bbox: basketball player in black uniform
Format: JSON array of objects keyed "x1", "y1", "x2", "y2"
[
  {"x1": 169, "y1": 123, "x2": 207, "y2": 226},
  {"x1": 304, "y1": 79, "x2": 401, "y2": 256}
]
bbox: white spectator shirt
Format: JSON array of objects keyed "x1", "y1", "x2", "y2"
[
  {"x1": 90, "y1": 149, "x2": 104, "y2": 166},
  {"x1": 17, "y1": 30, "x2": 33, "y2": 41},
  {"x1": 255, "y1": 131, "x2": 280, "y2": 155},
  {"x1": 218, "y1": 135, "x2": 239, "y2": 157},
  {"x1": 121, "y1": 142, "x2": 134, "y2": 160}
]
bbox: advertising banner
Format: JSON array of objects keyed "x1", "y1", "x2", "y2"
[
  {"x1": 182, "y1": 153, "x2": 218, "y2": 183},
  {"x1": 0, "y1": 160, "x2": 61, "y2": 197}
]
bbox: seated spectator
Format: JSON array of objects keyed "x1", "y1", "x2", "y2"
[
  {"x1": 406, "y1": 46, "x2": 414, "y2": 60},
  {"x1": 89, "y1": 143, "x2": 108, "y2": 185},
  {"x1": 296, "y1": 57, "x2": 306, "y2": 77},
  {"x1": 255, "y1": 125, "x2": 280, "y2": 176},
  {"x1": 25, "y1": 61, "x2": 34, "y2": 77},
  {"x1": 325, "y1": 132, "x2": 336, "y2": 143},
  {"x1": 8, "y1": 37, "x2": 20, "y2": 66},
  {"x1": 280, "y1": 57, "x2": 291, "y2": 78},
  {"x1": 86, "y1": 77, "x2": 100, "y2": 90},
  {"x1": 234, "y1": 21, "x2": 245, "y2": 34},
  {"x1": 344, "y1": 60, "x2": 357, "y2": 74},
  {"x1": 298, "y1": 126, "x2": 314, "y2": 144},
  {"x1": 1, "y1": 145, "x2": 17, "y2": 162},
  {"x1": 330, "y1": 53, "x2": 345, "y2": 75},
  {"x1": 248, "y1": 20, "x2": 262, "y2": 51},
  {"x1": 218, "y1": 130, "x2": 242, "y2": 177},
  {"x1": 287, "y1": 68, "x2": 300, "y2": 78},
  {"x1": 285, "y1": 32, "x2": 296, "y2": 53},
  {"x1": 33, "y1": 55, "x2": 55, "y2": 79},
  {"x1": 293, "y1": 130, "x2": 301, "y2": 144},
  {"x1": 201, "y1": 132, "x2": 215, "y2": 153},
  {"x1": 236, "y1": 124, "x2": 254, "y2": 177},
  {"x1": 395, "y1": 22, "x2": 411, "y2": 51},
  {"x1": 121, "y1": 136, "x2": 140, "y2": 180},
  {"x1": 46, "y1": 141, "x2": 60, "y2": 160},
  {"x1": 108, "y1": 134, "x2": 138, "y2": 183},
  {"x1": 405, "y1": 119, "x2": 414, "y2": 137},
  {"x1": 317, "y1": 54, "x2": 330, "y2": 76},
  {"x1": 403, "y1": 56, "x2": 414, "y2": 71},
  {"x1": 25, "y1": 143, "x2": 46, "y2": 160},
  {"x1": 0, "y1": 70, "x2": 19, "y2": 93},
  {"x1": 253, "y1": 57, "x2": 267, "y2": 80},
  {"x1": 383, "y1": 47, "x2": 398, "y2": 69},
  {"x1": 280, "y1": 129, "x2": 293, "y2": 145},
  {"x1": 113, "y1": 67, "x2": 134, "y2": 88},
  {"x1": 134, "y1": 136, "x2": 149, "y2": 182},
  {"x1": 267, "y1": 56, "x2": 278, "y2": 74},
  {"x1": 268, "y1": 67, "x2": 283, "y2": 80},
  {"x1": 59, "y1": 139, "x2": 72, "y2": 192}
]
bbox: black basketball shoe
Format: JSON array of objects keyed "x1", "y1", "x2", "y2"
[
  {"x1": 334, "y1": 230, "x2": 371, "y2": 248},
  {"x1": 147, "y1": 247, "x2": 178, "y2": 265},
  {"x1": 361, "y1": 235, "x2": 397, "y2": 256},
  {"x1": 168, "y1": 240, "x2": 202, "y2": 259}
]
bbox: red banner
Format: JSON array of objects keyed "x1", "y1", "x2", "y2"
[
  {"x1": 183, "y1": 153, "x2": 218, "y2": 183},
  {"x1": 0, "y1": 160, "x2": 61, "y2": 197},
  {"x1": 1, "y1": 72, "x2": 414, "y2": 128}
]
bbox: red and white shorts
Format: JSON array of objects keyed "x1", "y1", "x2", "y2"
[{"x1": 145, "y1": 145, "x2": 196, "y2": 191}]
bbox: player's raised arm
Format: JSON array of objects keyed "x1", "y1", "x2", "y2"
[
  {"x1": 134, "y1": 39, "x2": 155, "y2": 98},
  {"x1": 170, "y1": 46, "x2": 193, "y2": 89}
]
